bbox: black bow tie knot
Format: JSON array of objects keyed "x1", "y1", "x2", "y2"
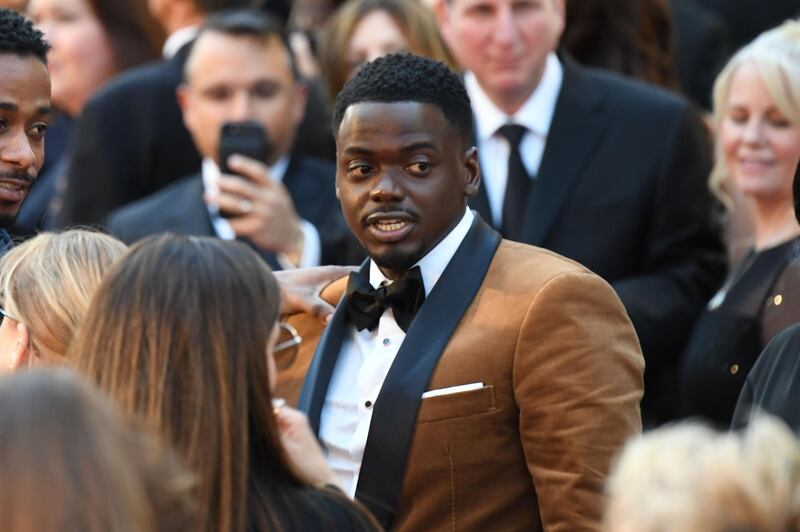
[{"x1": 345, "y1": 267, "x2": 425, "y2": 332}]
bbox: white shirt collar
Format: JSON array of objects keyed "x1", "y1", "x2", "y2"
[
  {"x1": 466, "y1": 53, "x2": 563, "y2": 142},
  {"x1": 162, "y1": 26, "x2": 199, "y2": 59},
  {"x1": 368, "y1": 208, "x2": 474, "y2": 296}
]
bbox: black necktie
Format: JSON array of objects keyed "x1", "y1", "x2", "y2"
[
  {"x1": 345, "y1": 266, "x2": 425, "y2": 333},
  {"x1": 498, "y1": 124, "x2": 531, "y2": 241}
]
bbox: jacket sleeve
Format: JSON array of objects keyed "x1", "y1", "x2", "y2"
[{"x1": 515, "y1": 270, "x2": 644, "y2": 531}]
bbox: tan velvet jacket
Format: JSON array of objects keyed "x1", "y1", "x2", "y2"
[{"x1": 278, "y1": 240, "x2": 644, "y2": 531}]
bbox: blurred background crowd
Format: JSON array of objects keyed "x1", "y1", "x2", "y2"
[{"x1": 0, "y1": 0, "x2": 800, "y2": 530}]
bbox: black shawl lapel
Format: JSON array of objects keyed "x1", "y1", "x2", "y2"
[
  {"x1": 523, "y1": 57, "x2": 604, "y2": 246},
  {"x1": 297, "y1": 259, "x2": 370, "y2": 434},
  {"x1": 355, "y1": 215, "x2": 501, "y2": 528}
]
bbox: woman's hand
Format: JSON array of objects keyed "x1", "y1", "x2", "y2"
[{"x1": 275, "y1": 405, "x2": 340, "y2": 489}]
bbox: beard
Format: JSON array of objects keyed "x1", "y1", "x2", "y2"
[
  {"x1": 0, "y1": 170, "x2": 35, "y2": 228},
  {"x1": 370, "y1": 243, "x2": 426, "y2": 276}
]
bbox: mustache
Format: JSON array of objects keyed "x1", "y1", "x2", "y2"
[
  {"x1": 0, "y1": 170, "x2": 35, "y2": 183},
  {"x1": 362, "y1": 207, "x2": 419, "y2": 224}
]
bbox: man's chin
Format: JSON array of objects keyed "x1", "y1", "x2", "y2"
[
  {"x1": 370, "y1": 245, "x2": 424, "y2": 276},
  {"x1": 0, "y1": 205, "x2": 23, "y2": 228}
]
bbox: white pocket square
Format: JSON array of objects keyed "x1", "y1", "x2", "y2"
[{"x1": 421, "y1": 382, "x2": 484, "y2": 399}]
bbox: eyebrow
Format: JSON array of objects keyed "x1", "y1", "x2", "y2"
[
  {"x1": 342, "y1": 141, "x2": 439, "y2": 156},
  {"x1": 0, "y1": 102, "x2": 52, "y2": 115}
]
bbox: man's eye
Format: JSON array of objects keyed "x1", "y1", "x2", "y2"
[
  {"x1": 407, "y1": 162, "x2": 431, "y2": 174},
  {"x1": 347, "y1": 164, "x2": 373, "y2": 178},
  {"x1": 0, "y1": 119, "x2": 7, "y2": 130},
  {"x1": 29, "y1": 123, "x2": 48, "y2": 136}
]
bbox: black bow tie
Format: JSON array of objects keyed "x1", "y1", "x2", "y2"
[{"x1": 345, "y1": 267, "x2": 425, "y2": 333}]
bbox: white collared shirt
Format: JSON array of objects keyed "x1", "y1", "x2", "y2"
[
  {"x1": 201, "y1": 157, "x2": 321, "y2": 268},
  {"x1": 320, "y1": 208, "x2": 475, "y2": 497},
  {"x1": 465, "y1": 53, "x2": 563, "y2": 227},
  {"x1": 162, "y1": 26, "x2": 198, "y2": 59}
]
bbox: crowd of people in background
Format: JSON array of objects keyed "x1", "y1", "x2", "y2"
[{"x1": 0, "y1": 0, "x2": 799, "y2": 530}]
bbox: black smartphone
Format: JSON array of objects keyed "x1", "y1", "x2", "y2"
[{"x1": 218, "y1": 121, "x2": 271, "y2": 175}]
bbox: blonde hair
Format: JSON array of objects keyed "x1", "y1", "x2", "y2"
[
  {"x1": 710, "y1": 19, "x2": 800, "y2": 208},
  {"x1": 604, "y1": 416, "x2": 800, "y2": 532},
  {"x1": 0, "y1": 230, "x2": 127, "y2": 360}
]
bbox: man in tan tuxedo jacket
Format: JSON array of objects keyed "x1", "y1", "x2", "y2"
[{"x1": 276, "y1": 53, "x2": 644, "y2": 531}]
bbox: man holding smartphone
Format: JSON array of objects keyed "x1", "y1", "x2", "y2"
[{"x1": 107, "y1": 10, "x2": 359, "y2": 268}]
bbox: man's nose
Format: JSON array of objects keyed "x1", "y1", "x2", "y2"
[
  {"x1": 229, "y1": 92, "x2": 255, "y2": 121},
  {"x1": 492, "y1": 6, "x2": 518, "y2": 46},
  {"x1": 1, "y1": 128, "x2": 36, "y2": 172},
  {"x1": 370, "y1": 170, "x2": 405, "y2": 202}
]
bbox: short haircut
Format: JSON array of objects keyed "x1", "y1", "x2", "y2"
[
  {"x1": 0, "y1": 8, "x2": 49, "y2": 63},
  {"x1": 332, "y1": 53, "x2": 473, "y2": 143},
  {"x1": 190, "y1": 8, "x2": 299, "y2": 80}
]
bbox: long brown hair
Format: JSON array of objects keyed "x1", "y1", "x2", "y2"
[
  {"x1": 0, "y1": 368, "x2": 196, "y2": 532},
  {"x1": 86, "y1": 0, "x2": 163, "y2": 72},
  {"x1": 69, "y1": 235, "x2": 366, "y2": 532},
  {"x1": 320, "y1": 0, "x2": 455, "y2": 101}
]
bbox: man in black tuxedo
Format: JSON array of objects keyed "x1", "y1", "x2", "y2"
[
  {"x1": 54, "y1": 0, "x2": 330, "y2": 228},
  {"x1": 107, "y1": 10, "x2": 358, "y2": 268},
  {"x1": 436, "y1": 0, "x2": 726, "y2": 423},
  {"x1": 0, "y1": 9, "x2": 51, "y2": 251}
]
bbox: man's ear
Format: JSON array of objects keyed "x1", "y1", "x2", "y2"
[
  {"x1": 463, "y1": 146, "x2": 480, "y2": 198},
  {"x1": 292, "y1": 81, "x2": 310, "y2": 127},
  {"x1": 9, "y1": 322, "x2": 30, "y2": 370},
  {"x1": 435, "y1": 0, "x2": 452, "y2": 46},
  {"x1": 176, "y1": 84, "x2": 193, "y2": 130}
]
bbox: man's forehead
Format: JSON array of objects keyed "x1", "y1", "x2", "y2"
[
  {"x1": 186, "y1": 32, "x2": 292, "y2": 82},
  {"x1": 337, "y1": 101, "x2": 456, "y2": 148},
  {"x1": 0, "y1": 53, "x2": 51, "y2": 110}
]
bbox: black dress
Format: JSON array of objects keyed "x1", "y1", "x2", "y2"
[
  {"x1": 680, "y1": 237, "x2": 800, "y2": 426},
  {"x1": 732, "y1": 323, "x2": 800, "y2": 431}
]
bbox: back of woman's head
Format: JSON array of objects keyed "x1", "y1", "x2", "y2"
[
  {"x1": 710, "y1": 19, "x2": 800, "y2": 206},
  {"x1": 604, "y1": 416, "x2": 800, "y2": 532},
  {"x1": 0, "y1": 230, "x2": 127, "y2": 360},
  {"x1": 70, "y1": 234, "x2": 289, "y2": 532},
  {"x1": 0, "y1": 368, "x2": 196, "y2": 532},
  {"x1": 320, "y1": 0, "x2": 455, "y2": 100}
]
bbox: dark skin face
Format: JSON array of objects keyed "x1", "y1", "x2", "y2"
[
  {"x1": 335, "y1": 101, "x2": 480, "y2": 279},
  {"x1": 0, "y1": 54, "x2": 50, "y2": 227}
]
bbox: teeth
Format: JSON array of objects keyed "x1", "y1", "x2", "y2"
[
  {"x1": 375, "y1": 220, "x2": 407, "y2": 232},
  {"x1": 0, "y1": 183, "x2": 22, "y2": 192}
]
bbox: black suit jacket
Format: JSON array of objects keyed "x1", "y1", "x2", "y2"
[
  {"x1": 106, "y1": 156, "x2": 362, "y2": 267},
  {"x1": 670, "y1": 0, "x2": 731, "y2": 110},
  {"x1": 57, "y1": 41, "x2": 336, "y2": 228},
  {"x1": 688, "y1": 0, "x2": 800, "y2": 53},
  {"x1": 469, "y1": 59, "x2": 726, "y2": 420}
]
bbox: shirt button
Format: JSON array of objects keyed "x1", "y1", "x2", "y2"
[
  {"x1": 774, "y1": 294, "x2": 783, "y2": 306},
  {"x1": 730, "y1": 364, "x2": 739, "y2": 375},
  {"x1": 365, "y1": 400, "x2": 373, "y2": 408},
  {"x1": 382, "y1": 338, "x2": 391, "y2": 346}
]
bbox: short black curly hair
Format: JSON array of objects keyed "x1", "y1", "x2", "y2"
[
  {"x1": 0, "y1": 8, "x2": 49, "y2": 63},
  {"x1": 332, "y1": 53, "x2": 473, "y2": 143}
]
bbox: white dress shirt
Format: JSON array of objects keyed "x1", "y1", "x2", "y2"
[
  {"x1": 201, "y1": 157, "x2": 321, "y2": 268},
  {"x1": 320, "y1": 208, "x2": 475, "y2": 497},
  {"x1": 465, "y1": 53, "x2": 563, "y2": 227},
  {"x1": 161, "y1": 26, "x2": 198, "y2": 59}
]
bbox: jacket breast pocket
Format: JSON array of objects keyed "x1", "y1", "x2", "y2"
[{"x1": 417, "y1": 385, "x2": 496, "y2": 424}]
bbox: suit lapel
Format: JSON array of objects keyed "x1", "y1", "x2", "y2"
[
  {"x1": 298, "y1": 259, "x2": 369, "y2": 434},
  {"x1": 523, "y1": 57, "x2": 604, "y2": 246},
  {"x1": 355, "y1": 216, "x2": 501, "y2": 528},
  {"x1": 159, "y1": 175, "x2": 216, "y2": 236}
]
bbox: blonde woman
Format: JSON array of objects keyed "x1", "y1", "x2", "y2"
[
  {"x1": 0, "y1": 229, "x2": 127, "y2": 371},
  {"x1": 680, "y1": 20, "x2": 800, "y2": 426},
  {"x1": 604, "y1": 416, "x2": 800, "y2": 532}
]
